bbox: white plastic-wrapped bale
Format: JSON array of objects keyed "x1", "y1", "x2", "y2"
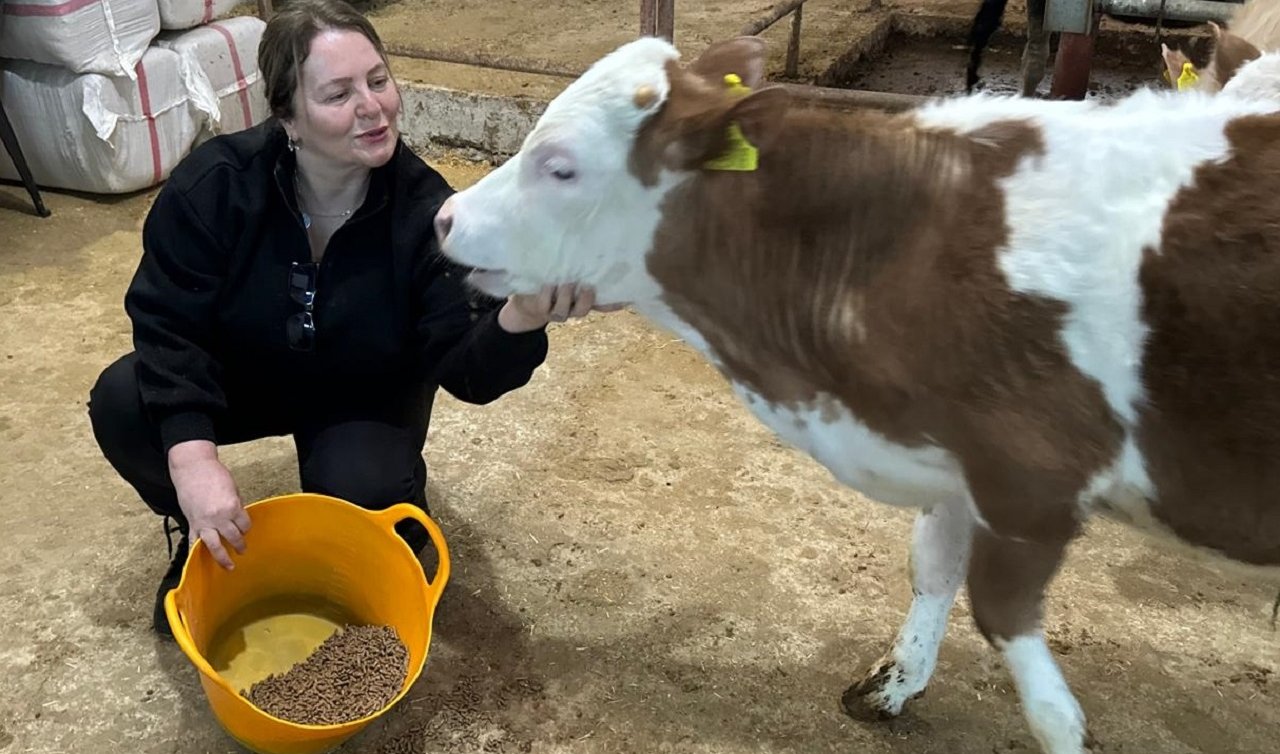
[
  {"x1": 0, "y1": 0, "x2": 160, "y2": 78},
  {"x1": 156, "y1": 0, "x2": 242, "y2": 32},
  {"x1": 156, "y1": 15, "x2": 268, "y2": 142},
  {"x1": 0, "y1": 46, "x2": 218, "y2": 193}
]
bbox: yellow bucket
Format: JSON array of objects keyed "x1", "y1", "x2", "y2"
[{"x1": 163, "y1": 492, "x2": 450, "y2": 754}]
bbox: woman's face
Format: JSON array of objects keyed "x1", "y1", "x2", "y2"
[{"x1": 286, "y1": 28, "x2": 401, "y2": 169}]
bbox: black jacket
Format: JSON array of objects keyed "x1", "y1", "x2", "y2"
[{"x1": 125, "y1": 120, "x2": 548, "y2": 451}]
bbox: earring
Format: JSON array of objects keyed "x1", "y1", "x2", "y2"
[{"x1": 287, "y1": 134, "x2": 300, "y2": 152}]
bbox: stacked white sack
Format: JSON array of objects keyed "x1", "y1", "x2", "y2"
[
  {"x1": 156, "y1": 15, "x2": 268, "y2": 141},
  {"x1": 0, "y1": 46, "x2": 217, "y2": 193},
  {"x1": 0, "y1": 0, "x2": 160, "y2": 78},
  {"x1": 156, "y1": 0, "x2": 242, "y2": 32}
]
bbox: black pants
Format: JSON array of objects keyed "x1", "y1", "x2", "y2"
[{"x1": 87, "y1": 353, "x2": 432, "y2": 552}]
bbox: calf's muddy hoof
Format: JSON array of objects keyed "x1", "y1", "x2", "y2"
[{"x1": 840, "y1": 661, "x2": 925, "y2": 722}]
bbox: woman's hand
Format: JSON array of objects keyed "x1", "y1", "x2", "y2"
[
  {"x1": 168, "y1": 440, "x2": 250, "y2": 570},
  {"x1": 498, "y1": 283, "x2": 626, "y2": 334}
]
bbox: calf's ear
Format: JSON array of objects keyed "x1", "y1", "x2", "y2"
[
  {"x1": 1160, "y1": 44, "x2": 1188, "y2": 87},
  {"x1": 690, "y1": 36, "x2": 768, "y2": 90},
  {"x1": 1209, "y1": 23, "x2": 1262, "y2": 85},
  {"x1": 660, "y1": 85, "x2": 791, "y2": 172},
  {"x1": 725, "y1": 85, "x2": 790, "y2": 153}
]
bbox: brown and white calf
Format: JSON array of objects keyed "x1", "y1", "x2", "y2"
[
  {"x1": 1162, "y1": 0, "x2": 1280, "y2": 98},
  {"x1": 434, "y1": 35, "x2": 1280, "y2": 754}
]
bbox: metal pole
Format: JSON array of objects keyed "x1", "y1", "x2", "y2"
[
  {"x1": 1097, "y1": 0, "x2": 1239, "y2": 23},
  {"x1": 0, "y1": 99, "x2": 51, "y2": 217},
  {"x1": 740, "y1": 0, "x2": 808, "y2": 37},
  {"x1": 640, "y1": 0, "x2": 675, "y2": 41}
]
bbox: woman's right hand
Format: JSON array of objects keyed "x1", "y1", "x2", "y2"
[{"x1": 167, "y1": 440, "x2": 251, "y2": 570}]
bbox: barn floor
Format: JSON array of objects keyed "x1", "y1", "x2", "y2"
[{"x1": 1, "y1": 2, "x2": 1276, "y2": 754}]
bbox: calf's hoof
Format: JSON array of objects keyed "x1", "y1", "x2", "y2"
[{"x1": 841, "y1": 659, "x2": 926, "y2": 722}]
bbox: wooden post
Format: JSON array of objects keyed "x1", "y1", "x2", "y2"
[
  {"x1": 639, "y1": 0, "x2": 675, "y2": 41},
  {"x1": 785, "y1": 4, "x2": 803, "y2": 78}
]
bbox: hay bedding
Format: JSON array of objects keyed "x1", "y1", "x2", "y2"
[{"x1": 243, "y1": 624, "x2": 409, "y2": 724}]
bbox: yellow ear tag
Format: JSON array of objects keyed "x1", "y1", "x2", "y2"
[
  {"x1": 703, "y1": 73, "x2": 759, "y2": 172},
  {"x1": 1176, "y1": 61, "x2": 1200, "y2": 91}
]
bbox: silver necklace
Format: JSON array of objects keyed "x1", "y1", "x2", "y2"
[{"x1": 294, "y1": 173, "x2": 359, "y2": 229}]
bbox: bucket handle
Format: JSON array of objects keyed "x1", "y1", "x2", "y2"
[
  {"x1": 163, "y1": 587, "x2": 227, "y2": 689},
  {"x1": 372, "y1": 503, "x2": 451, "y2": 604}
]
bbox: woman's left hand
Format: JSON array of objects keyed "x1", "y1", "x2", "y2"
[{"x1": 498, "y1": 283, "x2": 626, "y2": 334}]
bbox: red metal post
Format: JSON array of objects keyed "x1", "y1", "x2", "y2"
[
  {"x1": 1048, "y1": 11, "x2": 1100, "y2": 100},
  {"x1": 1048, "y1": 34, "x2": 1095, "y2": 100}
]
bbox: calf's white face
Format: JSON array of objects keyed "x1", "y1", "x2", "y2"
[
  {"x1": 434, "y1": 37, "x2": 682, "y2": 305},
  {"x1": 434, "y1": 35, "x2": 781, "y2": 306}
]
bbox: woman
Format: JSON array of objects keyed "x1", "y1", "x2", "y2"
[{"x1": 88, "y1": 0, "x2": 612, "y2": 638}]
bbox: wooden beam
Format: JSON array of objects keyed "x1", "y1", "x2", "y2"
[{"x1": 639, "y1": 0, "x2": 675, "y2": 41}]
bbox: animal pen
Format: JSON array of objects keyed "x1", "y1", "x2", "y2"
[{"x1": 379, "y1": 0, "x2": 1246, "y2": 104}]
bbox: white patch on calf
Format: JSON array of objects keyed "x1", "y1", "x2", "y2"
[
  {"x1": 721, "y1": 384, "x2": 966, "y2": 509},
  {"x1": 437, "y1": 37, "x2": 686, "y2": 304},
  {"x1": 1223, "y1": 51, "x2": 1280, "y2": 102},
  {"x1": 1079, "y1": 437, "x2": 1159, "y2": 527},
  {"x1": 998, "y1": 635, "x2": 1089, "y2": 754},
  {"x1": 926, "y1": 91, "x2": 1252, "y2": 425},
  {"x1": 633, "y1": 301, "x2": 960, "y2": 510},
  {"x1": 917, "y1": 90, "x2": 1280, "y2": 518},
  {"x1": 851, "y1": 499, "x2": 973, "y2": 717}
]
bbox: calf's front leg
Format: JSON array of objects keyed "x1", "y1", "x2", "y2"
[
  {"x1": 843, "y1": 498, "x2": 972, "y2": 719},
  {"x1": 969, "y1": 527, "x2": 1092, "y2": 754}
]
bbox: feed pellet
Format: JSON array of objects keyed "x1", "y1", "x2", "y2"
[{"x1": 243, "y1": 624, "x2": 408, "y2": 724}]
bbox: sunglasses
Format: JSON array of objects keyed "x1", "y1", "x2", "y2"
[{"x1": 287, "y1": 261, "x2": 317, "y2": 351}]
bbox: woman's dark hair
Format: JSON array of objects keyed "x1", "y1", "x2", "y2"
[{"x1": 258, "y1": 0, "x2": 391, "y2": 121}]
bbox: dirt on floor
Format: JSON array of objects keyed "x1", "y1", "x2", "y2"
[
  {"x1": 361, "y1": 0, "x2": 901, "y2": 102},
  {"x1": 0, "y1": 2, "x2": 1276, "y2": 754},
  {"x1": 363, "y1": 0, "x2": 882, "y2": 82}
]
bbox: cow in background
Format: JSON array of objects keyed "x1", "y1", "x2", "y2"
[
  {"x1": 966, "y1": 0, "x2": 1051, "y2": 96},
  {"x1": 1162, "y1": 0, "x2": 1280, "y2": 95},
  {"x1": 966, "y1": 0, "x2": 1204, "y2": 97}
]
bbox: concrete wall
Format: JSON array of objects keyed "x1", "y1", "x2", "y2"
[{"x1": 399, "y1": 82, "x2": 550, "y2": 160}]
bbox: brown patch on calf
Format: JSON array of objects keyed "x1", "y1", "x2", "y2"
[
  {"x1": 632, "y1": 54, "x2": 1127, "y2": 640},
  {"x1": 1137, "y1": 114, "x2": 1280, "y2": 566}
]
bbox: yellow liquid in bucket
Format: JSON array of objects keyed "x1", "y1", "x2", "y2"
[{"x1": 206, "y1": 595, "x2": 357, "y2": 693}]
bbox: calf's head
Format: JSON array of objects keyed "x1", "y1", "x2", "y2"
[
  {"x1": 1161, "y1": 22, "x2": 1263, "y2": 92},
  {"x1": 434, "y1": 35, "x2": 788, "y2": 305}
]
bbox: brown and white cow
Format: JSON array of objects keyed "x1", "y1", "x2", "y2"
[
  {"x1": 433, "y1": 35, "x2": 1280, "y2": 754},
  {"x1": 1162, "y1": 0, "x2": 1280, "y2": 97}
]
